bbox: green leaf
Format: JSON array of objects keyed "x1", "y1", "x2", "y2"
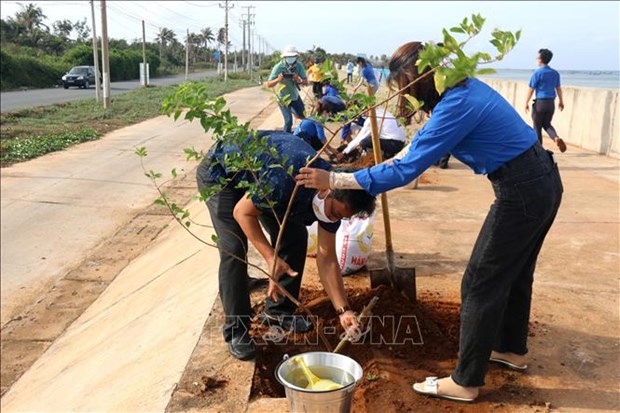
[
  {"x1": 135, "y1": 146, "x2": 147, "y2": 157},
  {"x1": 434, "y1": 71, "x2": 447, "y2": 95},
  {"x1": 154, "y1": 199, "x2": 166, "y2": 206},
  {"x1": 476, "y1": 68, "x2": 497, "y2": 75},
  {"x1": 171, "y1": 168, "x2": 178, "y2": 178},
  {"x1": 403, "y1": 94, "x2": 424, "y2": 112}
]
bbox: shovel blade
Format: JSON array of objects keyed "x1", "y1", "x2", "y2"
[
  {"x1": 369, "y1": 266, "x2": 417, "y2": 302},
  {"x1": 369, "y1": 267, "x2": 391, "y2": 289},
  {"x1": 394, "y1": 266, "x2": 416, "y2": 302}
]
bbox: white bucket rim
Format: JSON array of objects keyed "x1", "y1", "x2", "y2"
[{"x1": 275, "y1": 352, "x2": 362, "y2": 393}]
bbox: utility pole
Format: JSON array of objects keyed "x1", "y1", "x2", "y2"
[
  {"x1": 242, "y1": 5, "x2": 254, "y2": 75},
  {"x1": 142, "y1": 20, "x2": 147, "y2": 87},
  {"x1": 185, "y1": 28, "x2": 189, "y2": 80},
  {"x1": 100, "y1": 0, "x2": 110, "y2": 109},
  {"x1": 89, "y1": 0, "x2": 100, "y2": 102},
  {"x1": 220, "y1": 0, "x2": 233, "y2": 81},
  {"x1": 241, "y1": 19, "x2": 246, "y2": 70}
]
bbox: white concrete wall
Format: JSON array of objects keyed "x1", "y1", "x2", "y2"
[{"x1": 483, "y1": 79, "x2": 619, "y2": 158}]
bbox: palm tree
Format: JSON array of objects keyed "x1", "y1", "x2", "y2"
[
  {"x1": 155, "y1": 27, "x2": 176, "y2": 59},
  {"x1": 187, "y1": 32, "x2": 202, "y2": 63},
  {"x1": 200, "y1": 27, "x2": 214, "y2": 61},
  {"x1": 15, "y1": 3, "x2": 48, "y2": 51}
]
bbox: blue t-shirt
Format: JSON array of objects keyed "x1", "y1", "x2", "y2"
[
  {"x1": 529, "y1": 66, "x2": 561, "y2": 99},
  {"x1": 323, "y1": 84, "x2": 339, "y2": 97},
  {"x1": 354, "y1": 78, "x2": 538, "y2": 196},
  {"x1": 361, "y1": 63, "x2": 378, "y2": 86},
  {"x1": 294, "y1": 117, "x2": 326, "y2": 143},
  {"x1": 198, "y1": 131, "x2": 339, "y2": 232}
]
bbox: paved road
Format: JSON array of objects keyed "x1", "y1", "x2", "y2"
[{"x1": 0, "y1": 70, "x2": 217, "y2": 113}]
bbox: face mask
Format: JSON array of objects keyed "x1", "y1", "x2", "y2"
[
  {"x1": 285, "y1": 57, "x2": 297, "y2": 65},
  {"x1": 312, "y1": 192, "x2": 338, "y2": 223}
]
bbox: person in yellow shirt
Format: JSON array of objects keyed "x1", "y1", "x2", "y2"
[{"x1": 306, "y1": 58, "x2": 324, "y2": 99}]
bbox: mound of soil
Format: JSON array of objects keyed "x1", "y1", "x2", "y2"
[{"x1": 249, "y1": 284, "x2": 465, "y2": 412}]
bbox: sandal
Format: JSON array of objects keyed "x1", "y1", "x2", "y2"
[
  {"x1": 489, "y1": 356, "x2": 528, "y2": 371},
  {"x1": 412, "y1": 377, "x2": 477, "y2": 403}
]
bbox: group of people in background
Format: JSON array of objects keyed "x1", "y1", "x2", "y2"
[{"x1": 266, "y1": 46, "x2": 403, "y2": 164}]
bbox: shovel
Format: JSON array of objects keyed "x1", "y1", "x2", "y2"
[
  {"x1": 293, "y1": 356, "x2": 343, "y2": 391},
  {"x1": 365, "y1": 85, "x2": 417, "y2": 302}
]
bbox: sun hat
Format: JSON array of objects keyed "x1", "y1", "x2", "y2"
[{"x1": 282, "y1": 45, "x2": 299, "y2": 57}]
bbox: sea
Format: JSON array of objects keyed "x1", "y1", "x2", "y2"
[{"x1": 374, "y1": 68, "x2": 619, "y2": 90}]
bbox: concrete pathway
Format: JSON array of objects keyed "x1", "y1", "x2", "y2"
[
  {"x1": 0, "y1": 86, "x2": 274, "y2": 327},
  {"x1": 1, "y1": 85, "x2": 282, "y2": 412}
]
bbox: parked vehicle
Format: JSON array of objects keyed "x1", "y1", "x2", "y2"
[{"x1": 62, "y1": 66, "x2": 100, "y2": 89}]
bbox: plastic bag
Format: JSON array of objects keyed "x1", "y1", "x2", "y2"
[{"x1": 306, "y1": 213, "x2": 375, "y2": 275}]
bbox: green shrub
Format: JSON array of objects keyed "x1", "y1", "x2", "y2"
[
  {"x1": 1, "y1": 127, "x2": 100, "y2": 162},
  {"x1": 0, "y1": 49, "x2": 70, "y2": 90}
]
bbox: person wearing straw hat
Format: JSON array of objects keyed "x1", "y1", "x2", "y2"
[{"x1": 266, "y1": 45, "x2": 308, "y2": 133}]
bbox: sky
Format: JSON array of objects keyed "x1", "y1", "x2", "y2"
[{"x1": 2, "y1": 0, "x2": 619, "y2": 71}]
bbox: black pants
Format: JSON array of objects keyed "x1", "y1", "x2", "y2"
[
  {"x1": 359, "y1": 137, "x2": 405, "y2": 159},
  {"x1": 311, "y1": 81, "x2": 322, "y2": 99},
  {"x1": 199, "y1": 184, "x2": 308, "y2": 341},
  {"x1": 346, "y1": 73, "x2": 353, "y2": 83},
  {"x1": 532, "y1": 99, "x2": 558, "y2": 143},
  {"x1": 452, "y1": 142, "x2": 563, "y2": 387}
]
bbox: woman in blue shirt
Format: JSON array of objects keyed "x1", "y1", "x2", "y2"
[
  {"x1": 524, "y1": 48, "x2": 567, "y2": 152},
  {"x1": 353, "y1": 56, "x2": 379, "y2": 95},
  {"x1": 297, "y1": 42, "x2": 563, "y2": 403}
]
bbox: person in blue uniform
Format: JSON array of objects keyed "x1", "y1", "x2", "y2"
[
  {"x1": 297, "y1": 42, "x2": 563, "y2": 402},
  {"x1": 197, "y1": 131, "x2": 375, "y2": 360},
  {"x1": 524, "y1": 48, "x2": 567, "y2": 152},
  {"x1": 353, "y1": 56, "x2": 379, "y2": 95},
  {"x1": 293, "y1": 116, "x2": 339, "y2": 158}
]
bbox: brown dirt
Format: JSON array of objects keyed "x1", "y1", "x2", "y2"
[{"x1": 248, "y1": 258, "x2": 554, "y2": 413}]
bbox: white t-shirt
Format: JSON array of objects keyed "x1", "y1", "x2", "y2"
[{"x1": 343, "y1": 109, "x2": 406, "y2": 154}]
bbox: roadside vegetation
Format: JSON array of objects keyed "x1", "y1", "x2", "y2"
[{"x1": 0, "y1": 77, "x2": 255, "y2": 166}]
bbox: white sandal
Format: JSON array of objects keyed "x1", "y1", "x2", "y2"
[{"x1": 412, "y1": 377, "x2": 476, "y2": 403}]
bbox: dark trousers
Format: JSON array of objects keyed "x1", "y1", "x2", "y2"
[
  {"x1": 201, "y1": 185, "x2": 308, "y2": 341},
  {"x1": 311, "y1": 81, "x2": 322, "y2": 99},
  {"x1": 532, "y1": 99, "x2": 558, "y2": 143},
  {"x1": 452, "y1": 142, "x2": 563, "y2": 387},
  {"x1": 359, "y1": 137, "x2": 405, "y2": 159},
  {"x1": 346, "y1": 72, "x2": 353, "y2": 83}
]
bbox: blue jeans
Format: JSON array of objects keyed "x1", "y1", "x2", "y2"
[
  {"x1": 279, "y1": 96, "x2": 306, "y2": 133},
  {"x1": 452, "y1": 142, "x2": 563, "y2": 387}
]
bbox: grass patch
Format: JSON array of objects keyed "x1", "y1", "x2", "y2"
[{"x1": 0, "y1": 77, "x2": 256, "y2": 166}]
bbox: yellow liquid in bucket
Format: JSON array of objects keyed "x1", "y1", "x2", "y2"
[{"x1": 284, "y1": 365, "x2": 354, "y2": 391}]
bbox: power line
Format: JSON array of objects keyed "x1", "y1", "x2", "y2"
[{"x1": 183, "y1": 1, "x2": 220, "y2": 8}]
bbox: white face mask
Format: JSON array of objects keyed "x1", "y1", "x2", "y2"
[
  {"x1": 312, "y1": 192, "x2": 338, "y2": 223},
  {"x1": 285, "y1": 57, "x2": 297, "y2": 65}
]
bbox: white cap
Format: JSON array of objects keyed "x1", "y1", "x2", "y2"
[{"x1": 282, "y1": 45, "x2": 299, "y2": 57}]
